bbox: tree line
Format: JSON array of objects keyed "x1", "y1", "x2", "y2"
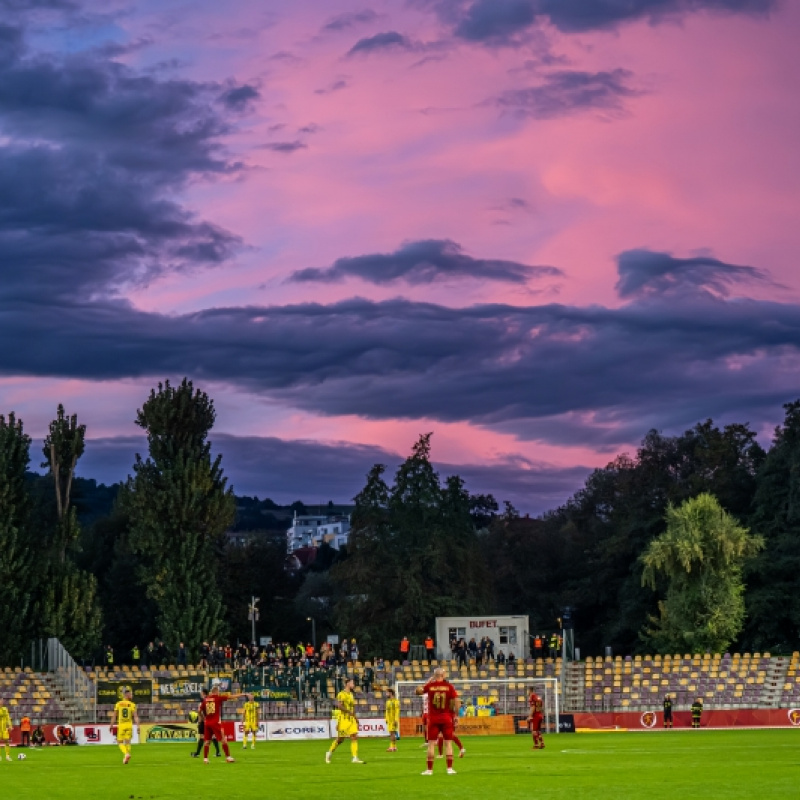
[{"x1": 2, "y1": 380, "x2": 799, "y2": 665}]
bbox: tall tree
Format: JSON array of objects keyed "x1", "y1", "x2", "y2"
[
  {"x1": 641, "y1": 493, "x2": 763, "y2": 653},
  {"x1": 38, "y1": 406, "x2": 103, "y2": 660},
  {"x1": 332, "y1": 435, "x2": 491, "y2": 655},
  {"x1": 0, "y1": 413, "x2": 36, "y2": 664},
  {"x1": 744, "y1": 400, "x2": 800, "y2": 650},
  {"x1": 122, "y1": 379, "x2": 235, "y2": 655}
]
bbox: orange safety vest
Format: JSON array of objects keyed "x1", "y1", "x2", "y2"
[
  {"x1": 21, "y1": 716, "x2": 31, "y2": 732},
  {"x1": 400, "y1": 639, "x2": 409, "y2": 653},
  {"x1": 424, "y1": 637, "x2": 434, "y2": 649}
]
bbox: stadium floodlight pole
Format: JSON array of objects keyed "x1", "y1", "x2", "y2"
[
  {"x1": 306, "y1": 616, "x2": 316, "y2": 649},
  {"x1": 248, "y1": 597, "x2": 260, "y2": 644}
]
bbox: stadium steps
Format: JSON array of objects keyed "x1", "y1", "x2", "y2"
[
  {"x1": 562, "y1": 662, "x2": 584, "y2": 712},
  {"x1": 760, "y1": 656, "x2": 789, "y2": 707}
]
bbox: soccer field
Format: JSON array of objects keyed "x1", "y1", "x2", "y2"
[{"x1": 2, "y1": 731, "x2": 799, "y2": 799}]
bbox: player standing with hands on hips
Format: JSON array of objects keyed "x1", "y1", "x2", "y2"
[{"x1": 416, "y1": 667, "x2": 459, "y2": 775}]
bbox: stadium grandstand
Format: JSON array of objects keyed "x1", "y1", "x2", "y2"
[{"x1": 5, "y1": 639, "x2": 800, "y2": 728}]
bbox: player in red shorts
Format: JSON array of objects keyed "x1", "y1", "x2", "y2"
[
  {"x1": 416, "y1": 667, "x2": 459, "y2": 775},
  {"x1": 199, "y1": 683, "x2": 249, "y2": 764},
  {"x1": 528, "y1": 688, "x2": 544, "y2": 750},
  {"x1": 436, "y1": 714, "x2": 465, "y2": 758}
]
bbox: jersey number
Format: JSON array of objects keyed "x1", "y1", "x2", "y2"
[
  {"x1": 121, "y1": 708, "x2": 129, "y2": 720},
  {"x1": 206, "y1": 701, "x2": 216, "y2": 716},
  {"x1": 432, "y1": 691, "x2": 448, "y2": 710}
]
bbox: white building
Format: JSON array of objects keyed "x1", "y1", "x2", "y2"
[
  {"x1": 286, "y1": 512, "x2": 351, "y2": 553},
  {"x1": 435, "y1": 615, "x2": 530, "y2": 661}
]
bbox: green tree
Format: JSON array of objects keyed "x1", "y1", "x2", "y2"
[
  {"x1": 641, "y1": 493, "x2": 763, "y2": 653},
  {"x1": 122, "y1": 379, "x2": 235, "y2": 655},
  {"x1": 0, "y1": 412, "x2": 36, "y2": 664},
  {"x1": 744, "y1": 400, "x2": 800, "y2": 650},
  {"x1": 332, "y1": 435, "x2": 491, "y2": 655},
  {"x1": 38, "y1": 405, "x2": 103, "y2": 659}
]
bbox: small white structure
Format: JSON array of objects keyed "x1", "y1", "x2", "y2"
[
  {"x1": 435, "y1": 615, "x2": 530, "y2": 661},
  {"x1": 286, "y1": 513, "x2": 350, "y2": 553}
]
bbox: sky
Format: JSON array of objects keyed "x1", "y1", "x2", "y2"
[{"x1": 1, "y1": 0, "x2": 799, "y2": 513}]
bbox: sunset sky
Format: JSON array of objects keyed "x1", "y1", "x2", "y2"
[{"x1": 2, "y1": 0, "x2": 799, "y2": 512}]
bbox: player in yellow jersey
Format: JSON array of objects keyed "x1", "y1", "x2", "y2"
[
  {"x1": 385, "y1": 688, "x2": 400, "y2": 752},
  {"x1": 325, "y1": 677, "x2": 364, "y2": 764},
  {"x1": 109, "y1": 688, "x2": 139, "y2": 764},
  {"x1": 0, "y1": 701, "x2": 12, "y2": 761},
  {"x1": 241, "y1": 694, "x2": 259, "y2": 750}
]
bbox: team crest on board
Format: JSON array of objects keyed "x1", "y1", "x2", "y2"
[
  {"x1": 788, "y1": 709, "x2": 800, "y2": 726},
  {"x1": 640, "y1": 712, "x2": 656, "y2": 728}
]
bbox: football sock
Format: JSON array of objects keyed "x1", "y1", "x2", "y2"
[
  {"x1": 427, "y1": 757, "x2": 434, "y2": 771},
  {"x1": 119, "y1": 743, "x2": 127, "y2": 755},
  {"x1": 453, "y1": 736, "x2": 463, "y2": 749},
  {"x1": 329, "y1": 740, "x2": 340, "y2": 753},
  {"x1": 350, "y1": 741, "x2": 358, "y2": 759},
  {"x1": 446, "y1": 755, "x2": 453, "y2": 769},
  {"x1": 222, "y1": 742, "x2": 230, "y2": 757},
  {"x1": 203, "y1": 744, "x2": 209, "y2": 759}
]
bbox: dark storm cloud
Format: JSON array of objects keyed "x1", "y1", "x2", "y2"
[
  {"x1": 259, "y1": 140, "x2": 308, "y2": 153},
  {"x1": 71, "y1": 434, "x2": 589, "y2": 514},
  {"x1": 220, "y1": 84, "x2": 260, "y2": 110},
  {"x1": 0, "y1": 20, "x2": 243, "y2": 299},
  {"x1": 418, "y1": 0, "x2": 774, "y2": 38},
  {"x1": 347, "y1": 31, "x2": 414, "y2": 56},
  {"x1": 322, "y1": 9, "x2": 379, "y2": 33},
  {"x1": 615, "y1": 249, "x2": 777, "y2": 298},
  {"x1": 490, "y1": 69, "x2": 641, "y2": 119},
  {"x1": 3, "y1": 250, "x2": 800, "y2": 453},
  {"x1": 289, "y1": 239, "x2": 562, "y2": 285}
]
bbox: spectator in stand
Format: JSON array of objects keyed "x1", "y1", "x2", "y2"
[
  {"x1": 456, "y1": 639, "x2": 467, "y2": 669},
  {"x1": 224, "y1": 644, "x2": 233, "y2": 666},
  {"x1": 486, "y1": 638, "x2": 495, "y2": 662},
  {"x1": 467, "y1": 638, "x2": 478, "y2": 663},
  {"x1": 477, "y1": 637, "x2": 486, "y2": 666},
  {"x1": 549, "y1": 633, "x2": 559, "y2": 659},
  {"x1": 131, "y1": 644, "x2": 140, "y2": 666},
  {"x1": 350, "y1": 639, "x2": 359, "y2": 662},
  {"x1": 425, "y1": 635, "x2": 435, "y2": 662},
  {"x1": 146, "y1": 641, "x2": 156, "y2": 668},
  {"x1": 399, "y1": 636, "x2": 410, "y2": 663},
  {"x1": 508, "y1": 651, "x2": 516, "y2": 666},
  {"x1": 177, "y1": 642, "x2": 188, "y2": 667},
  {"x1": 533, "y1": 635, "x2": 543, "y2": 660},
  {"x1": 496, "y1": 650, "x2": 506, "y2": 664},
  {"x1": 376, "y1": 656, "x2": 385, "y2": 671},
  {"x1": 105, "y1": 644, "x2": 114, "y2": 668},
  {"x1": 157, "y1": 639, "x2": 169, "y2": 664},
  {"x1": 362, "y1": 664, "x2": 374, "y2": 693}
]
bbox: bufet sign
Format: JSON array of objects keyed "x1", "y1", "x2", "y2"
[
  {"x1": 356, "y1": 718, "x2": 388, "y2": 738},
  {"x1": 265, "y1": 720, "x2": 331, "y2": 741}
]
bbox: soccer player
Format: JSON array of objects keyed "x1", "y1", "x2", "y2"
[
  {"x1": 416, "y1": 667, "x2": 459, "y2": 775},
  {"x1": 528, "y1": 687, "x2": 544, "y2": 750},
  {"x1": 199, "y1": 681, "x2": 247, "y2": 764},
  {"x1": 436, "y1": 714, "x2": 465, "y2": 758},
  {"x1": 0, "y1": 701, "x2": 12, "y2": 761},
  {"x1": 385, "y1": 688, "x2": 400, "y2": 752},
  {"x1": 326, "y1": 677, "x2": 364, "y2": 764},
  {"x1": 242, "y1": 694, "x2": 259, "y2": 750},
  {"x1": 109, "y1": 688, "x2": 139, "y2": 764},
  {"x1": 190, "y1": 697, "x2": 220, "y2": 759}
]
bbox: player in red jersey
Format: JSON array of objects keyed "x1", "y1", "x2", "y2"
[
  {"x1": 416, "y1": 668, "x2": 459, "y2": 775},
  {"x1": 199, "y1": 683, "x2": 249, "y2": 763},
  {"x1": 437, "y1": 714, "x2": 465, "y2": 758},
  {"x1": 528, "y1": 688, "x2": 544, "y2": 749}
]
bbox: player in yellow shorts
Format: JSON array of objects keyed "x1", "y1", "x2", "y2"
[
  {"x1": 110, "y1": 688, "x2": 140, "y2": 764},
  {"x1": 0, "y1": 701, "x2": 12, "y2": 761},
  {"x1": 385, "y1": 688, "x2": 400, "y2": 752},
  {"x1": 242, "y1": 694, "x2": 259, "y2": 749},
  {"x1": 326, "y1": 677, "x2": 363, "y2": 764}
]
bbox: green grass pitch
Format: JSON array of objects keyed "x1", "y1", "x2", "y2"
[{"x1": 2, "y1": 730, "x2": 799, "y2": 799}]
